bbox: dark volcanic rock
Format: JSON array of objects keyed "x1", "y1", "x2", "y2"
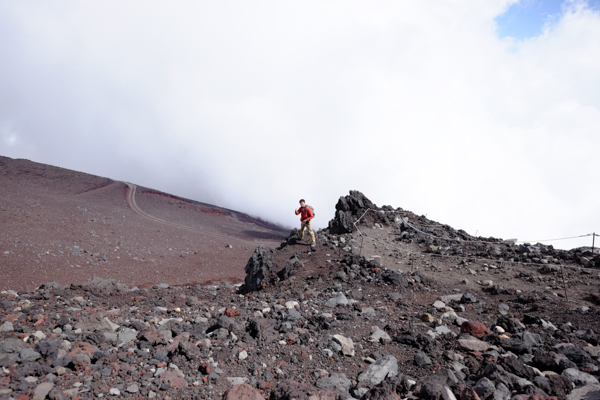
[
  {"x1": 329, "y1": 191, "x2": 389, "y2": 234},
  {"x1": 269, "y1": 380, "x2": 338, "y2": 400},
  {"x1": 383, "y1": 271, "x2": 409, "y2": 288},
  {"x1": 240, "y1": 245, "x2": 276, "y2": 294}
]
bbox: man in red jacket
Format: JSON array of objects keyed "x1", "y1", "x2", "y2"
[{"x1": 295, "y1": 199, "x2": 315, "y2": 246}]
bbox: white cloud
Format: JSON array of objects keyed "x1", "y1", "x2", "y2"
[{"x1": 0, "y1": 0, "x2": 598, "y2": 249}]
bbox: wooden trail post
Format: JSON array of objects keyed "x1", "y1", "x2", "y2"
[{"x1": 560, "y1": 263, "x2": 569, "y2": 302}]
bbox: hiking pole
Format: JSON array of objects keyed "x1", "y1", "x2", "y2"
[
  {"x1": 353, "y1": 223, "x2": 364, "y2": 256},
  {"x1": 360, "y1": 235, "x2": 364, "y2": 256},
  {"x1": 592, "y1": 233, "x2": 596, "y2": 256}
]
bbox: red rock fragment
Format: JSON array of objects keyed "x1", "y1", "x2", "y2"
[
  {"x1": 159, "y1": 371, "x2": 186, "y2": 390},
  {"x1": 221, "y1": 383, "x2": 264, "y2": 400},
  {"x1": 460, "y1": 321, "x2": 491, "y2": 339},
  {"x1": 225, "y1": 307, "x2": 239, "y2": 317}
]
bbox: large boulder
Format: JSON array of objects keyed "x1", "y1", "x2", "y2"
[
  {"x1": 328, "y1": 191, "x2": 391, "y2": 234},
  {"x1": 239, "y1": 245, "x2": 276, "y2": 294}
]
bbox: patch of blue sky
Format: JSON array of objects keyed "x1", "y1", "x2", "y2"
[{"x1": 495, "y1": 0, "x2": 600, "y2": 40}]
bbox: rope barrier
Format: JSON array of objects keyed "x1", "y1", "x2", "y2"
[{"x1": 517, "y1": 233, "x2": 592, "y2": 244}]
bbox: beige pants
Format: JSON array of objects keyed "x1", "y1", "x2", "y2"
[{"x1": 299, "y1": 220, "x2": 316, "y2": 243}]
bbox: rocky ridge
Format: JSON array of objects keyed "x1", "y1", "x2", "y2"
[{"x1": 1, "y1": 191, "x2": 600, "y2": 400}]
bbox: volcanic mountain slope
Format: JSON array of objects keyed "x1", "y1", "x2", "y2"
[
  {"x1": 1, "y1": 191, "x2": 600, "y2": 400},
  {"x1": 0, "y1": 156, "x2": 287, "y2": 291}
]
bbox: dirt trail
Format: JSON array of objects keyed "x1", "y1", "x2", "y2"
[{"x1": 122, "y1": 182, "x2": 280, "y2": 247}]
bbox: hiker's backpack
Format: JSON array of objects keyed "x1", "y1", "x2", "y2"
[{"x1": 307, "y1": 205, "x2": 315, "y2": 217}]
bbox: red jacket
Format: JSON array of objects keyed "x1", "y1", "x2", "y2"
[{"x1": 295, "y1": 206, "x2": 314, "y2": 222}]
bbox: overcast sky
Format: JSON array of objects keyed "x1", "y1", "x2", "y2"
[{"x1": 1, "y1": 0, "x2": 599, "y2": 250}]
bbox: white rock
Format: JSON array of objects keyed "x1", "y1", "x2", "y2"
[
  {"x1": 226, "y1": 377, "x2": 249, "y2": 385},
  {"x1": 432, "y1": 300, "x2": 446, "y2": 309},
  {"x1": 333, "y1": 334, "x2": 355, "y2": 356},
  {"x1": 285, "y1": 301, "x2": 299, "y2": 309}
]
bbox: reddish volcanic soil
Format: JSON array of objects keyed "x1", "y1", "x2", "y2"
[{"x1": 0, "y1": 156, "x2": 287, "y2": 291}]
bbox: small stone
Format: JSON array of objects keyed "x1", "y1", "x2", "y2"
[
  {"x1": 473, "y1": 377, "x2": 495, "y2": 400},
  {"x1": 422, "y1": 313, "x2": 434, "y2": 323},
  {"x1": 434, "y1": 325, "x2": 454, "y2": 336},
  {"x1": 96, "y1": 317, "x2": 119, "y2": 333},
  {"x1": 498, "y1": 303, "x2": 509, "y2": 315},
  {"x1": 441, "y1": 385, "x2": 457, "y2": 400},
  {"x1": 222, "y1": 383, "x2": 263, "y2": 400},
  {"x1": 225, "y1": 307, "x2": 240, "y2": 317},
  {"x1": 32, "y1": 330, "x2": 46, "y2": 340},
  {"x1": 332, "y1": 334, "x2": 355, "y2": 356},
  {"x1": 239, "y1": 350, "x2": 248, "y2": 360},
  {"x1": 32, "y1": 382, "x2": 54, "y2": 400},
  {"x1": 566, "y1": 384, "x2": 600, "y2": 400},
  {"x1": 461, "y1": 293, "x2": 476, "y2": 303},
  {"x1": 316, "y1": 372, "x2": 352, "y2": 393},
  {"x1": 285, "y1": 301, "x2": 299, "y2": 309},
  {"x1": 458, "y1": 338, "x2": 490, "y2": 352},
  {"x1": 226, "y1": 377, "x2": 249, "y2": 386},
  {"x1": 19, "y1": 348, "x2": 41, "y2": 362},
  {"x1": 443, "y1": 350, "x2": 464, "y2": 362},
  {"x1": 0, "y1": 321, "x2": 14, "y2": 332},
  {"x1": 460, "y1": 321, "x2": 491, "y2": 338},
  {"x1": 369, "y1": 326, "x2": 391, "y2": 344},
  {"x1": 118, "y1": 328, "x2": 138, "y2": 343},
  {"x1": 562, "y1": 368, "x2": 599, "y2": 387},
  {"x1": 432, "y1": 300, "x2": 446, "y2": 309},
  {"x1": 126, "y1": 384, "x2": 139, "y2": 393},
  {"x1": 358, "y1": 355, "x2": 398, "y2": 386},
  {"x1": 326, "y1": 293, "x2": 349, "y2": 307},
  {"x1": 415, "y1": 351, "x2": 432, "y2": 366},
  {"x1": 109, "y1": 388, "x2": 121, "y2": 395}
]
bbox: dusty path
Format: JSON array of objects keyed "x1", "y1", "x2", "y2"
[{"x1": 123, "y1": 182, "x2": 280, "y2": 247}]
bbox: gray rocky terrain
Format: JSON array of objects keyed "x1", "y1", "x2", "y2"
[{"x1": 2, "y1": 190, "x2": 600, "y2": 400}]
